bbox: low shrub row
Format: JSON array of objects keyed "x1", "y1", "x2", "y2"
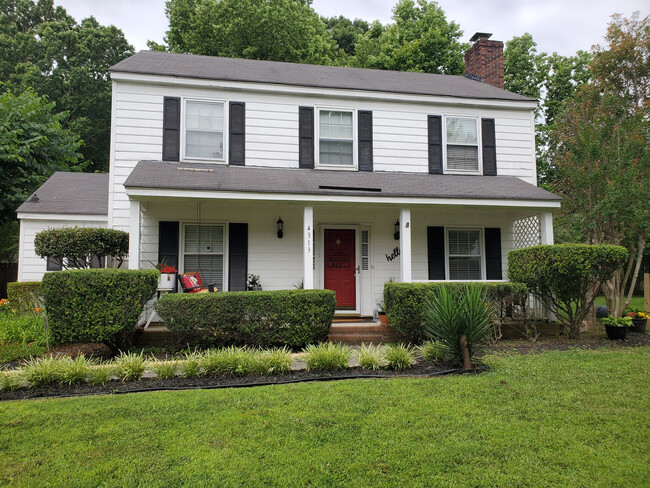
[
  {"x1": 384, "y1": 281, "x2": 529, "y2": 342},
  {"x1": 155, "y1": 289, "x2": 336, "y2": 348}
]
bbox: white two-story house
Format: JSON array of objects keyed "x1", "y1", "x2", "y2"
[{"x1": 17, "y1": 33, "x2": 560, "y2": 317}]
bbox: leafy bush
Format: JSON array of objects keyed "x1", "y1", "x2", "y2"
[
  {"x1": 384, "y1": 343, "x2": 415, "y2": 370},
  {"x1": 418, "y1": 341, "x2": 447, "y2": 362},
  {"x1": 152, "y1": 360, "x2": 178, "y2": 379},
  {"x1": 115, "y1": 351, "x2": 146, "y2": 381},
  {"x1": 356, "y1": 343, "x2": 384, "y2": 370},
  {"x1": 6, "y1": 282, "x2": 42, "y2": 315},
  {"x1": 259, "y1": 347, "x2": 293, "y2": 374},
  {"x1": 508, "y1": 244, "x2": 628, "y2": 338},
  {"x1": 303, "y1": 343, "x2": 350, "y2": 371},
  {"x1": 384, "y1": 282, "x2": 528, "y2": 342},
  {"x1": 41, "y1": 269, "x2": 158, "y2": 350},
  {"x1": 58, "y1": 354, "x2": 94, "y2": 385},
  {"x1": 424, "y1": 284, "x2": 495, "y2": 368},
  {"x1": 34, "y1": 227, "x2": 129, "y2": 269},
  {"x1": 22, "y1": 356, "x2": 62, "y2": 387},
  {"x1": 156, "y1": 289, "x2": 336, "y2": 348}
]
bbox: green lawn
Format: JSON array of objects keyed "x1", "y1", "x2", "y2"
[
  {"x1": 595, "y1": 295, "x2": 646, "y2": 311},
  {"x1": 1, "y1": 348, "x2": 649, "y2": 487}
]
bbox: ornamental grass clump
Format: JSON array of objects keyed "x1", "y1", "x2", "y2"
[
  {"x1": 201, "y1": 347, "x2": 264, "y2": 377},
  {"x1": 181, "y1": 350, "x2": 203, "y2": 378},
  {"x1": 22, "y1": 356, "x2": 62, "y2": 388},
  {"x1": 88, "y1": 364, "x2": 113, "y2": 386},
  {"x1": 59, "y1": 354, "x2": 94, "y2": 385},
  {"x1": 356, "y1": 343, "x2": 384, "y2": 370},
  {"x1": 418, "y1": 341, "x2": 448, "y2": 362},
  {"x1": 259, "y1": 347, "x2": 293, "y2": 374},
  {"x1": 0, "y1": 371, "x2": 21, "y2": 391},
  {"x1": 151, "y1": 360, "x2": 178, "y2": 379},
  {"x1": 303, "y1": 343, "x2": 350, "y2": 371},
  {"x1": 115, "y1": 351, "x2": 146, "y2": 382},
  {"x1": 384, "y1": 343, "x2": 415, "y2": 371}
]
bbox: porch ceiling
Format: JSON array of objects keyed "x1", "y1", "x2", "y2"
[{"x1": 125, "y1": 161, "x2": 561, "y2": 208}]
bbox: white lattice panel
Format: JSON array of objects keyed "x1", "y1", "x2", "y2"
[{"x1": 514, "y1": 215, "x2": 541, "y2": 249}]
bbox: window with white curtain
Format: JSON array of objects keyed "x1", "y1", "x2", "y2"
[
  {"x1": 185, "y1": 100, "x2": 225, "y2": 160},
  {"x1": 183, "y1": 224, "x2": 224, "y2": 290},
  {"x1": 318, "y1": 109, "x2": 354, "y2": 166},
  {"x1": 446, "y1": 117, "x2": 479, "y2": 171},
  {"x1": 448, "y1": 229, "x2": 482, "y2": 280}
]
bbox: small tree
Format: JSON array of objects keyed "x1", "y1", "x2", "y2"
[
  {"x1": 34, "y1": 227, "x2": 129, "y2": 269},
  {"x1": 508, "y1": 244, "x2": 628, "y2": 338}
]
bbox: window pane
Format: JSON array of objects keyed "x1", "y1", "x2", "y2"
[
  {"x1": 186, "y1": 130, "x2": 223, "y2": 159},
  {"x1": 448, "y1": 230, "x2": 481, "y2": 255},
  {"x1": 447, "y1": 145, "x2": 478, "y2": 171},
  {"x1": 447, "y1": 117, "x2": 477, "y2": 144},
  {"x1": 183, "y1": 254, "x2": 223, "y2": 291},
  {"x1": 185, "y1": 101, "x2": 224, "y2": 159},
  {"x1": 320, "y1": 110, "x2": 353, "y2": 139},
  {"x1": 320, "y1": 140, "x2": 353, "y2": 165},
  {"x1": 449, "y1": 257, "x2": 481, "y2": 280},
  {"x1": 184, "y1": 225, "x2": 224, "y2": 254}
]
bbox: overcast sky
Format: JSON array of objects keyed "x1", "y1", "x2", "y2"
[{"x1": 53, "y1": 0, "x2": 647, "y2": 57}]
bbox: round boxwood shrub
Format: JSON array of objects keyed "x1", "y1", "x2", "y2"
[{"x1": 41, "y1": 269, "x2": 158, "y2": 350}]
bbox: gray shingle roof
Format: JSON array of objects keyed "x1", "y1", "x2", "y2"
[
  {"x1": 17, "y1": 172, "x2": 109, "y2": 216},
  {"x1": 124, "y1": 161, "x2": 561, "y2": 202},
  {"x1": 110, "y1": 51, "x2": 534, "y2": 103}
]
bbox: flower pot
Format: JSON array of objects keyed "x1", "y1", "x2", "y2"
[
  {"x1": 378, "y1": 312, "x2": 389, "y2": 326},
  {"x1": 158, "y1": 273, "x2": 176, "y2": 290},
  {"x1": 630, "y1": 318, "x2": 647, "y2": 334},
  {"x1": 605, "y1": 324, "x2": 627, "y2": 340}
]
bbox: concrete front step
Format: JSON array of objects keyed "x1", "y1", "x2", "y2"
[{"x1": 327, "y1": 323, "x2": 404, "y2": 344}]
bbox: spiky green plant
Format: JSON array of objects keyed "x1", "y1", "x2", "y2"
[
  {"x1": 115, "y1": 351, "x2": 146, "y2": 381},
  {"x1": 0, "y1": 371, "x2": 22, "y2": 391},
  {"x1": 201, "y1": 347, "x2": 264, "y2": 377},
  {"x1": 22, "y1": 355, "x2": 62, "y2": 388},
  {"x1": 59, "y1": 354, "x2": 94, "y2": 385},
  {"x1": 418, "y1": 341, "x2": 448, "y2": 362},
  {"x1": 181, "y1": 350, "x2": 203, "y2": 378},
  {"x1": 88, "y1": 364, "x2": 113, "y2": 386},
  {"x1": 356, "y1": 343, "x2": 384, "y2": 370},
  {"x1": 384, "y1": 343, "x2": 414, "y2": 370},
  {"x1": 303, "y1": 343, "x2": 350, "y2": 371},
  {"x1": 259, "y1": 347, "x2": 293, "y2": 374},
  {"x1": 151, "y1": 360, "x2": 178, "y2": 379}
]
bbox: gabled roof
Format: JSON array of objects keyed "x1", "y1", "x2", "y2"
[
  {"x1": 17, "y1": 172, "x2": 109, "y2": 216},
  {"x1": 109, "y1": 51, "x2": 534, "y2": 103},
  {"x1": 124, "y1": 161, "x2": 561, "y2": 203}
]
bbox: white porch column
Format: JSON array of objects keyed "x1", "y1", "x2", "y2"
[
  {"x1": 540, "y1": 211, "x2": 554, "y2": 245},
  {"x1": 303, "y1": 205, "x2": 314, "y2": 289},
  {"x1": 399, "y1": 208, "x2": 412, "y2": 282},
  {"x1": 128, "y1": 199, "x2": 141, "y2": 270}
]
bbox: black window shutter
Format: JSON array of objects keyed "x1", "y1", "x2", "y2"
[
  {"x1": 162, "y1": 97, "x2": 181, "y2": 161},
  {"x1": 358, "y1": 110, "x2": 373, "y2": 171},
  {"x1": 229, "y1": 102, "x2": 245, "y2": 165},
  {"x1": 299, "y1": 106, "x2": 314, "y2": 169},
  {"x1": 158, "y1": 221, "x2": 179, "y2": 270},
  {"x1": 485, "y1": 227, "x2": 502, "y2": 280},
  {"x1": 427, "y1": 226, "x2": 445, "y2": 280},
  {"x1": 428, "y1": 115, "x2": 443, "y2": 174},
  {"x1": 482, "y1": 118, "x2": 497, "y2": 175},
  {"x1": 228, "y1": 223, "x2": 248, "y2": 292}
]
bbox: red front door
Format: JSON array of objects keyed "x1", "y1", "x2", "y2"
[{"x1": 324, "y1": 229, "x2": 356, "y2": 309}]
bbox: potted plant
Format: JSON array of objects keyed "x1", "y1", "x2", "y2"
[
  {"x1": 376, "y1": 299, "x2": 389, "y2": 326},
  {"x1": 625, "y1": 308, "x2": 648, "y2": 334},
  {"x1": 599, "y1": 315, "x2": 632, "y2": 340},
  {"x1": 247, "y1": 273, "x2": 262, "y2": 291},
  {"x1": 155, "y1": 263, "x2": 178, "y2": 290}
]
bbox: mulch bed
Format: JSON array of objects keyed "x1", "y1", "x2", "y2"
[{"x1": 0, "y1": 360, "x2": 466, "y2": 402}]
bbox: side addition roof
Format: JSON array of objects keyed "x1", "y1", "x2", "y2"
[
  {"x1": 17, "y1": 172, "x2": 109, "y2": 216},
  {"x1": 109, "y1": 51, "x2": 534, "y2": 103}
]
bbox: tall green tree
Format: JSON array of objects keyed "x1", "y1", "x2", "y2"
[
  {"x1": 351, "y1": 0, "x2": 466, "y2": 74},
  {"x1": 0, "y1": 0, "x2": 133, "y2": 172},
  {"x1": 550, "y1": 13, "x2": 649, "y2": 316},
  {"x1": 161, "y1": 0, "x2": 339, "y2": 65},
  {"x1": 322, "y1": 15, "x2": 370, "y2": 59}
]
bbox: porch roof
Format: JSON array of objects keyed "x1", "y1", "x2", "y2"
[{"x1": 124, "y1": 161, "x2": 561, "y2": 204}]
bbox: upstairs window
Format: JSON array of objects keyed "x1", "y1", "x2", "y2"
[
  {"x1": 446, "y1": 117, "x2": 479, "y2": 172},
  {"x1": 448, "y1": 229, "x2": 482, "y2": 280},
  {"x1": 184, "y1": 100, "x2": 225, "y2": 160},
  {"x1": 318, "y1": 109, "x2": 354, "y2": 167}
]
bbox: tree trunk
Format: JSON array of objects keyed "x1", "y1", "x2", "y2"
[{"x1": 460, "y1": 335, "x2": 472, "y2": 370}]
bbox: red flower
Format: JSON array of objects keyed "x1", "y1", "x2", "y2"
[
  {"x1": 160, "y1": 265, "x2": 177, "y2": 274},
  {"x1": 627, "y1": 312, "x2": 636, "y2": 317}
]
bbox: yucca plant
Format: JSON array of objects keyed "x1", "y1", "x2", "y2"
[
  {"x1": 181, "y1": 350, "x2": 203, "y2": 378},
  {"x1": 423, "y1": 284, "x2": 494, "y2": 369},
  {"x1": 59, "y1": 354, "x2": 94, "y2": 385},
  {"x1": 356, "y1": 343, "x2": 384, "y2": 370},
  {"x1": 88, "y1": 364, "x2": 113, "y2": 386},
  {"x1": 151, "y1": 360, "x2": 178, "y2": 379},
  {"x1": 259, "y1": 347, "x2": 293, "y2": 374},
  {"x1": 22, "y1": 355, "x2": 62, "y2": 388},
  {"x1": 384, "y1": 343, "x2": 414, "y2": 370},
  {"x1": 303, "y1": 343, "x2": 350, "y2": 371},
  {"x1": 418, "y1": 341, "x2": 448, "y2": 362},
  {"x1": 115, "y1": 351, "x2": 146, "y2": 381}
]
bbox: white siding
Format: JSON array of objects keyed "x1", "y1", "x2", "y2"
[{"x1": 18, "y1": 218, "x2": 107, "y2": 282}]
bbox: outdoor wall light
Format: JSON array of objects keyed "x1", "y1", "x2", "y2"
[
  {"x1": 394, "y1": 220, "x2": 400, "y2": 240},
  {"x1": 276, "y1": 217, "x2": 284, "y2": 239}
]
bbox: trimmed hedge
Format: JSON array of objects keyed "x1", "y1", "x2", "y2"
[
  {"x1": 41, "y1": 269, "x2": 158, "y2": 350},
  {"x1": 508, "y1": 244, "x2": 628, "y2": 338},
  {"x1": 384, "y1": 281, "x2": 529, "y2": 342},
  {"x1": 6, "y1": 282, "x2": 43, "y2": 314},
  {"x1": 35, "y1": 227, "x2": 129, "y2": 268},
  {"x1": 155, "y1": 289, "x2": 336, "y2": 348}
]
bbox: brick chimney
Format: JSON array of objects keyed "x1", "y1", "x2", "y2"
[{"x1": 464, "y1": 32, "x2": 504, "y2": 90}]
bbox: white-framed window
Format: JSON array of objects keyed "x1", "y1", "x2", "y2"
[
  {"x1": 317, "y1": 108, "x2": 356, "y2": 168},
  {"x1": 183, "y1": 99, "x2": 226, "y2": 161},
  {"x1": 447, "y1": 228, "x2": 483, "y2": 280},
  {"x1": 182, "y1": 223, "x2": 225, "y2": 291},
  {"x1": 445, "y1": 116, "x2": 480, "y2": 172}
]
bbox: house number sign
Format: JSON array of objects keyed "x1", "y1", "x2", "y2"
[
  {"x1": 386, "y1": 247, "x2": 400, "y2": 262},
  {"x1": 305, "y1": 225, "x2": 311, "y2": 255}
]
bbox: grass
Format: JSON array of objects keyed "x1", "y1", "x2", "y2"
[
  {"x1": 1, "y1": 347, "x2": 648, "y2": 487},
  {"x1": 0, "y1": 309, "x2": 47, "y2": 362},
  {"x1": 595, "y1": 295, "x2": 646, "y2": 311}
]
